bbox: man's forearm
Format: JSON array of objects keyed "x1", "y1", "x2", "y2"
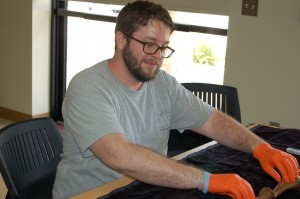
[
  {"x1": 195, "y1": 110, "x2": 265, "y2": 153},
  {"x1": 91, "y1": 134, "x2": 204, "y2": 189},
  {"x1": 115, "y1": 142, "x2": 203, "y2": 188}
]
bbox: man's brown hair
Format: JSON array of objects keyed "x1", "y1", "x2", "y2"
[{"x1": 115, "y1": 0, "x2": 176, "y2": 35}]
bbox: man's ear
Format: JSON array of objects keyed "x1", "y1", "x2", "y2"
[{"x1": 115, "y1": 31, "x2": 127, "y2": 50}]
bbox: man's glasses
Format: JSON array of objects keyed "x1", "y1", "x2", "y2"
[{"x1": 125, "y1": 34, "x2": 175, "y2": 58}]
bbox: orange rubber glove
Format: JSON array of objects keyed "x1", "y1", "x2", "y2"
[
  {"x1": 253, "y1": 143, "x2": 299, "y2": 183},
  {"x1": 206, "y1": 173, "x2": 256, "y2": 199}
]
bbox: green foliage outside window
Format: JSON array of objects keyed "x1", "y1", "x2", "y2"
[{"x1": 193, "y1": 42, "x2": 219, "y2": 66}]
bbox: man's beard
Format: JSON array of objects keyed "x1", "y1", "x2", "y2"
[{"x1": 122, "y1": 43, "x2": 162, "y2": 82}]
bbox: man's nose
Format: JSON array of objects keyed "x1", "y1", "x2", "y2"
[{"x1": 153, "y1": 48, "x2": 162, "y2": 58}]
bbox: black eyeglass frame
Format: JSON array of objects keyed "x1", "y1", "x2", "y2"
[{"x1": 124, "y1": 34, "x2": 175, "y2": 58}]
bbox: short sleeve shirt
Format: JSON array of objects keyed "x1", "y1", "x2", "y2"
[{"x1": 52, "y1": 60, "x2": 214, "y2": 198}]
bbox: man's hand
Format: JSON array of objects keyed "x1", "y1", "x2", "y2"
[
  {"x1": 207, "y1": 173, "x2": 256, "y2": 199},
  {"x1": 253, "y1": 143, "x2": 299, "y2": 183}
]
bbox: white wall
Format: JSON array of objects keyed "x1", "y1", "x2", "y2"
[
  {"x1": 32, "y1": 0, "x2": 51, "y2": 115},
  {"x1": 225, "y1": 0, "x2": 300, "y2": 128}
]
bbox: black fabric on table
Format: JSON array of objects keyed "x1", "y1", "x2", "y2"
[{"x1": 99, "y1": 125, "x2": 300, "y2": 199}]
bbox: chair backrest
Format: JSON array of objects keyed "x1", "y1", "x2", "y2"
[
  {"x1": 182, "y1": 83, "x2": 241, "y2": 122},
  {"x1": 168, "y1": 83, "x2": 241, "y2": 156},
  {"x1": 0, "y1": 117, "x2": 63, "y2": 199}
]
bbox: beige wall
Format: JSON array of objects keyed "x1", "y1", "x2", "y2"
[
  {"x1": 225, "y1": 0, "x2": 300, "y2": 128},
  {"x1": 0, "y1": 1, "x2": 32, "y2": 114},
  {"x1": 0, "y1": 0, "x2": 299, "y2": 128},
  {"x1": 0, "y1": 0, "x2": 51, "y2": 118}
]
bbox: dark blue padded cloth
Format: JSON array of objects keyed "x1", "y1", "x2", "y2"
[{"x1": 99, "y1": 125, "x2": 300, "y2": 199}]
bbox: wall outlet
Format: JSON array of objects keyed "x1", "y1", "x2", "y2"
[{"x1": 242, "y1": 0, "x2": 259, "y2": 16}]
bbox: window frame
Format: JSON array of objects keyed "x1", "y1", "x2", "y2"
[{"x1": 51, "y1": 1, "x2": 227, "y2": 121}]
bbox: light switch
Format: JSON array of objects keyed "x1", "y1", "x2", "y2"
[{"x1": 242, "y1": 0, "x2": 258, "y2": 16}]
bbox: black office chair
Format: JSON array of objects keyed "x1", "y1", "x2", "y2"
[
  {"x1": 0, "y1": 117, "x2": 63, "y2": 199},
  {"x1": 168, "y1": 83, "x2": 241, "y2": 156}
]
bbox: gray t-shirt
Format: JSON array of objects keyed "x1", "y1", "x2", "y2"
[{"x1": 52, "y1": 60, "x2": 214, "y2": 198}]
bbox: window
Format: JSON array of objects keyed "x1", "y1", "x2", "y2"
[
  {"x1": 65, "y1": 2, "x2": 121, "y2": 86},
  {"x1": 51, "y1": 1, "x2": 228, "y2": 120}
]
